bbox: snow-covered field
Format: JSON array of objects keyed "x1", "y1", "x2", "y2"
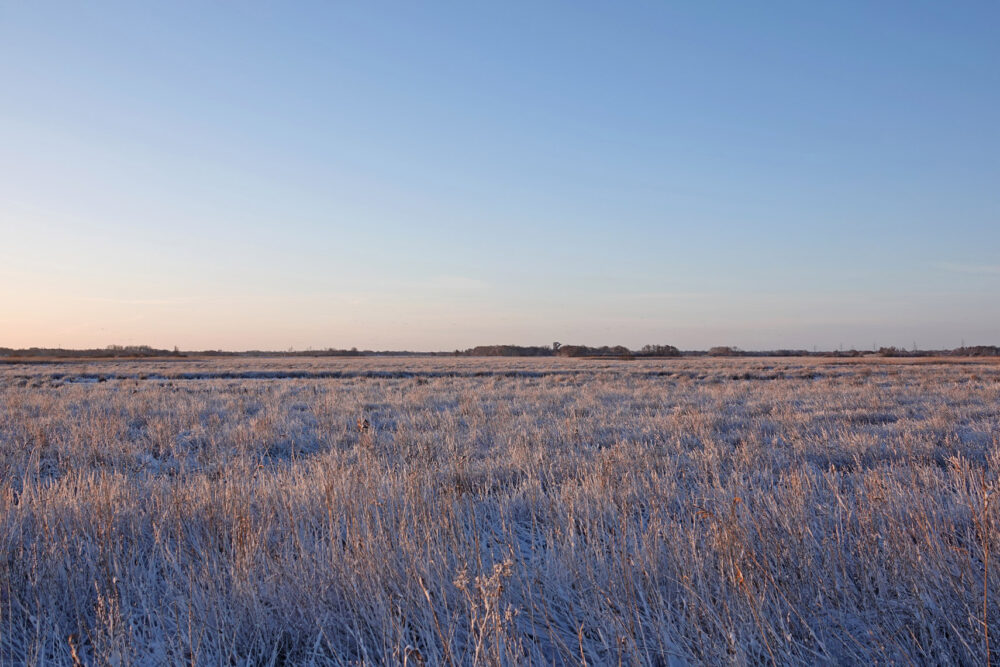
[{"x1": 1, "y1": 357, "x2": 998, "y2": 664}]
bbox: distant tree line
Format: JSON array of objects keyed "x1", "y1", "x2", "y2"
[
  {"x1": 555, "y1": 345, "x2": 634, "y2": 359},
  {"x1": 453, "y1": 342, "x2": 1000, "y2": 358},
  {"x1": 2, "y1": 343, "x2": 998, "y2": 359},
  {"x1": 456, "y1": 345, "x2": 554, "y2": 357},
  {"x1": 231, "y1": 348, "x2": 439, "y2": 358},
  {"x1": 456, "y1": 343, "x2": 679, "y2": 358},
  {"x1": 0, "y1": 345, "x2": 181, "y2": 359},
  {"x1": 0, "y1": 345, "x2": 439, "y2": 359},
  {"x1": 875, "y1": 345, "x2": 1000, "y2": 358},
  {"x1": 949, "y1": 345, "x2": 1000, "y2": 357}
]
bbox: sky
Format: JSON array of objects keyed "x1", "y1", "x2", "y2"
[{"x1": 2, "y1": 2, "x2": 998, "y2": 351}]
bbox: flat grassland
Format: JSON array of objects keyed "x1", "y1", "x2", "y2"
[{"x1": 1, "y1": 357, "x2": 998, "y2": 664}]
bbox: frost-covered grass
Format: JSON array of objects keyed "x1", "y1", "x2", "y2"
[{"x1": 0, "y1": 357, "x2": 998, "y2": 664}]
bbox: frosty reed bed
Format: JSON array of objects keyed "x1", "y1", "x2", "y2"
[{"x1": 0, "y1": 357, "x2": 998, "y2": 664}]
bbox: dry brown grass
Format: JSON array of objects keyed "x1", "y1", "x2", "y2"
[{"x1": 0, "y1": 357, "x2": 998, "y2": 664}]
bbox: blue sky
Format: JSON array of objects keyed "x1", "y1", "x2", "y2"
[{"x1": 2, "y1": 2, "x2": 997, "y2": 350}]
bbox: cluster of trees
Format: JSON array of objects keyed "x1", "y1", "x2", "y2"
[
  {"x1": 554, "y1": 345, "x2": 633, "y2": 359},
  {"x1": 877, "y1": 346, "x2": 927, "y2": 357},
  {"x1": 637, "y1": 344, "x2": 682, "y2": 357}
]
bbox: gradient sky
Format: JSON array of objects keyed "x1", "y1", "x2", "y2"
[{"x1": 2, "y1": 2, "x2": 998, "y2": 351}]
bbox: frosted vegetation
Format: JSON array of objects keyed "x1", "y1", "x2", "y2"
[{"x1": 1, "y1": 357, "x2": 998, "y2": 664}]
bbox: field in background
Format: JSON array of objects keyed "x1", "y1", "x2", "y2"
[{"x1": 1, "y1": 357, "x2": 998, "y2": 664}]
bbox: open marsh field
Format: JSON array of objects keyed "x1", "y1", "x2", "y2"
[{"x1": 1, "y1": 357, "x2": 999, "y2": 665}]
